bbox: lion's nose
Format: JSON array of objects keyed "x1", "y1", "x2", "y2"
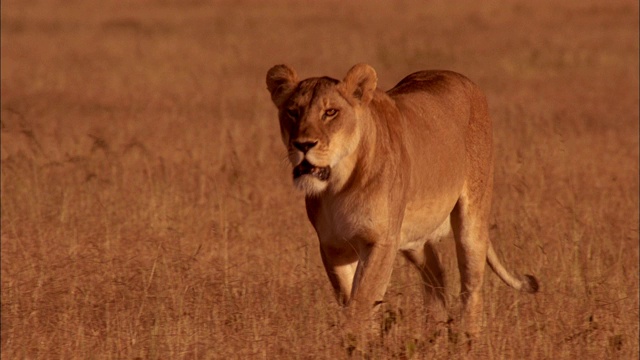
[{"x1": 293, "y1": 140, "x2": 318, "y2": 153}]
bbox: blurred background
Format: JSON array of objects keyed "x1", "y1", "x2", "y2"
[{"x1": 1, "y1": 0, "x2": 638, "y2": 358}]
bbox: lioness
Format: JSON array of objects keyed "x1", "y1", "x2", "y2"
[{"x1": 266, "y1": 63, "x2": 538, "y2": 335}]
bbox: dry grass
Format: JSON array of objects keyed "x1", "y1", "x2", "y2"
[{"x1": 1, "y1": 0, "x2": 638, "y2": 358}]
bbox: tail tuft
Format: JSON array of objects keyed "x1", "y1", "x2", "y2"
[{"x1": 522, "y1": 274, "x2": 539, "y2": 293}]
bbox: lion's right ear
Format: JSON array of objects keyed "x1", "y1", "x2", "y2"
[
  {"x1": 340, "y1": 63, "x2": 378, "y2": 105},
  {"x1": 266, "y1": 65, "x2": 298, "y2": 108}
]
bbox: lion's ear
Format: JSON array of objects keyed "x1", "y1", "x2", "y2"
[
  {"x1": 266, "y1": 65, "x2": 298, "y2": 108},
  {"x1": 340, "y1": 63, "x2": 378, "y2": 105}
]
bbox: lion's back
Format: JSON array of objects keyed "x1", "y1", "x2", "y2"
[
  {"x1": 382, "y1": 70, "x2": 490, "y2": 211},
  {"x1": 387, "y1": 70, "x2": 473, "y2": 98},
  {"x1": 386, "y1": 69, "x2": 489, "y2": 142}
]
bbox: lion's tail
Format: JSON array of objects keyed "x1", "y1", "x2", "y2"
[{"x1": 486, "y1": 242, "x2": 539, "y2": 293}]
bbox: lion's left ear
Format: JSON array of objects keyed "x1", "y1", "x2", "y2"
[
  {"x1": 340, "y1": 63, "x2": 378, "y2": 105},
  {"x1": 266, "y1": 64, "x2": 298, "y2": 108}
]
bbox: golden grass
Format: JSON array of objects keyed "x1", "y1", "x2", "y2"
[{"x1": 1, "y1": 0, "x2": 638, "y2": 358}]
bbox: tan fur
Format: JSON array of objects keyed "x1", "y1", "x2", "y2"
[{"x1": 266, "y1": 63, "x2": 538, "y2": 335}]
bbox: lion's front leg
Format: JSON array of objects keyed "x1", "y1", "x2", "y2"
[
  {"x1": 344, "y1": 239, "x2": 398, "y2": 329},
  {"x1": 319, "y1": 244, "x2": 359, "y2": 306}
]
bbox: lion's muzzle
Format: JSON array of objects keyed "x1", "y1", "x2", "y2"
[{"x1": 293, "y1": 160, "x2": 331, "y2": 181}]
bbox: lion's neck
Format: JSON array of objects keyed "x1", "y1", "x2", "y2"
[{"x1": 325, "y1": 92, "x2": 403, "y2": 197}]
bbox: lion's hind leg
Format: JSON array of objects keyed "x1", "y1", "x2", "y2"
[
  {"x1": 402, "y1": 243, "x2": 448, "y2": 322},
  {"x1": 451, "y1": 195, "x2": 490, "y2": 337}
]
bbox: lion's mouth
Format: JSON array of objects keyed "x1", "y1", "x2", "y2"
[{"x1": 293, "y1": 160, "x2": 331, "y2": 181}]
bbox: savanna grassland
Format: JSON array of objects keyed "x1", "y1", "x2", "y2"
[{"x1": 1, "y1": 0, "x2": 638, "y2": 358}]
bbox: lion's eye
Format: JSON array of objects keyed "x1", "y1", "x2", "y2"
[
  {"x1": 324, "y1": 108, "x2": 338, "y2": 119},
  {"x1": 286, "y1": 108, "x2": 299, "y2": 119}
]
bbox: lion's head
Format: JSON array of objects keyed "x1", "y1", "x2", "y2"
[{"x1": 266, "y1": 64, "x2": 378, "y2": 195}]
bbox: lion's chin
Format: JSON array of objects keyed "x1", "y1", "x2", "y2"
[
  {"x1": 293, "y1": 175, "x2": 329, "y2": 196},
  {"x1": 292, "y1": 160, "x2": 331, "y2": 195}
]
